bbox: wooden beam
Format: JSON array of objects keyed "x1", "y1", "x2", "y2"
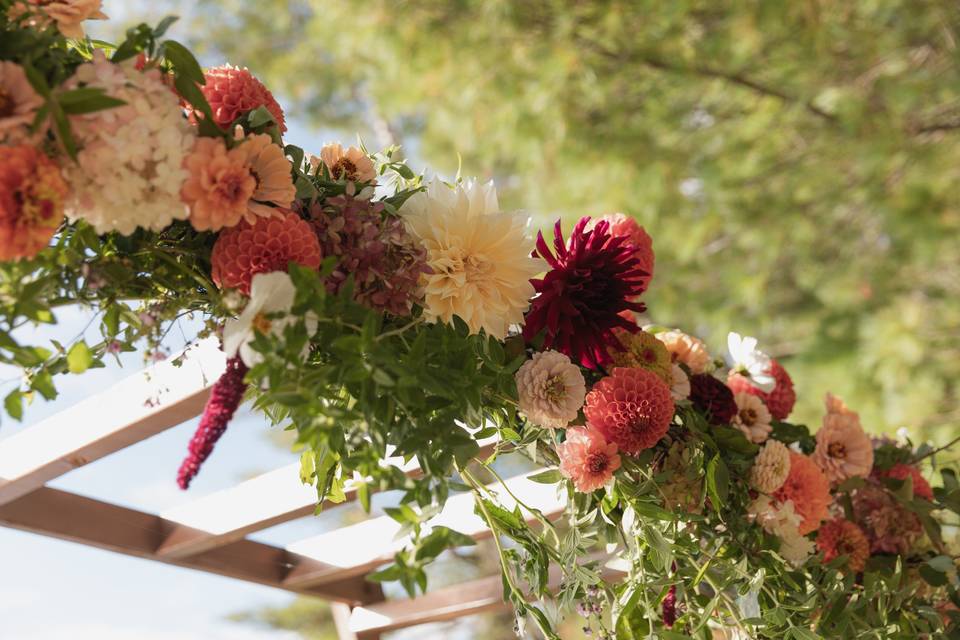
[
  {"x1": 0, "y1": 486, "x2": 382, "y2": 605},
  {"x1": 157, "y1": 438, "x2": 499, "y2": 560},
  {"x1": 282, "y1": 470, "x2": 565, "y2": 589},
  {"x1": 0, "y1": 338, "x2": 224, "y2": 507},
  {"x1": 348, "y1": 561, "x2": 624, "y2": 637}
]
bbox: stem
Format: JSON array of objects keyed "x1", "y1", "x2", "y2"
[
  {"x1": 911, "y1": 434, "x2": 960, "y2": 464},
  {"x1": 376, "y1": 316, "x2": 423, "y2": 341}
]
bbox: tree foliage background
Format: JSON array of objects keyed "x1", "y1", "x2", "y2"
[
  {"x1": 102, "y1": 1, "x2": 959, "y2": 637},
  {"x1": 187, "y1": 0, "x2": 959, "y2": 444}
]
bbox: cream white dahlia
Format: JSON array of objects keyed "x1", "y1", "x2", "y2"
[{"x1": 400, "y1": 178, "x2": 543, "y2": 339}]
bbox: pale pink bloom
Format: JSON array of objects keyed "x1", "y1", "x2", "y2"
[
  {"x1": 26, "y1": 0, "x2": 108, "y2": 38},
  {"x1": 670, "y1": 363, "x2": 690, "y2": 401},
  {"x1": 557, "y1": 426, "x2": 621, "y2": 493},
  {"x1": 732, "y1": 392, "x2": 773, "y2": 444},
  {"x1": 515, "y1": 350, "x2": 586, "y2": 429},
  {"x1": 659, "y1": 329, "x2": 711, "y2": 374},
  {"x1": 0, "y1": 61, "x2": 44, "y2": 145},
  {"x1": 812, "y1": 393, "x2": 873, "y2": 483},
  {"x1": 313, "y1": 143, "x2": 377, "y2": 183}
]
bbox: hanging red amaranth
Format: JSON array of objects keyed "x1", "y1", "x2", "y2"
[
  {"x1": 176, "y1": 355, "x2": 248, "y2": 489},
  {"x1": 662, "y1": 584, "x2": 677, "y2": 628}
]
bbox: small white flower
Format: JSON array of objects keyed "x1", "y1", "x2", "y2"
[
  {"x1": 223, "y1": 271, "x2": 300, "y2": 367},
  {"x1": 727, "y1": 332, "x2": 775, "y2": 392}
]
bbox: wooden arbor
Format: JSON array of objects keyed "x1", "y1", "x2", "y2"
[{"x1": 0, "y1": 338, "x2": 571, "y2": 638}]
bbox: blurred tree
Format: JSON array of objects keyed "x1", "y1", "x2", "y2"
[{"x1": 191, "y1": 0, "x2": 959, "y2": 441}]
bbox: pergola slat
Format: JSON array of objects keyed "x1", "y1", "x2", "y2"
[
  {"x1": 0, "y1": 338, "x2": 224, "y2": 507},
  {"x1": 0, "y1": 485, "x2": 383, "y2": 605},
  {"x1": 282, "y1": 470, "x2": 566, "y2": 589},
  {"x1": 157, "y1": 438, "x2": 500, "y2": 559},
  {"x1": 348, "y1": 561, "x2": 623, "y2": 637}
]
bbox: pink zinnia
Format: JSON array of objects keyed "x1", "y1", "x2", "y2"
[
  {"x1": 584, "y1": 367, "x2": 674, "y2": 455},
  {"x1": 557, "y1": 426, "x2": 621, "y2": 492},
  {"x1": 588, "y1": 213, "x2": 655, "y2": 293},
  {"x1": 523, "y1": 217, "x2": 649, "y2": 368},
  {"x1": 192, "y1": 65, "x2": 287, "y2": 134},
  {"x1": 811, "y1": 393, "x2": 873, "y2": 484}
]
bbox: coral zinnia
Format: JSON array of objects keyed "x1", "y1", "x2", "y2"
[
  {"x1": 584, "y1": 367, "x2": 674, "y2": 455},
  {"x1": 523, "y1": 216, "x2": 648, "y2": 368},
  {"x1": 774, "y1": 452, "x2": 832, "y2": 535},
  {"x1": 515, "y1": 350, "x2": 586, "y2": 429},
  {"x1": 211, "y1": 210, "x2": 322, "y2": 295},
  {"x1": 400, "y1": 178, "x2": 542, "y2": 339},
  {"x1": 181, "y1": 137, "x2": 256, "y2": 231},
  {"x1": 587, "y1": 213, "x2": 655, "y2": 293},
  {"x1": 557, "y1": 426, "x2": 621, "y2": 492},
  {"x1": 876, "y1": 463, "x2": 933, "y2": 501},
  {"x1": 0, "y1": 145, "x2": 68, "y2": 261},
  {"x1": 237, "y1": 133, "x2": 296, "y2": 219},
  {"x1": 728, "y1": 358, "x2": 796, "y2": 420},
  {"x1": 816, "y1": 518, "x2": 870, "y2": 573},
  {"x1": 194, "y1": 65, "x2": 287, "y2": 134},
  {"x1": 812, "y1": 393, "x2": 873, "y2": 484},
  {"x1": 609, "y1": 329, "x2": 672, "y2": 383},
  {"x1": 688, "y1": 374, "x2": 737, "y2": 425}
]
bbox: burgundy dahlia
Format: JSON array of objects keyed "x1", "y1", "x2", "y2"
[
  {"x1": 523, "y1": 217, "x2": 649, "y2": 368},
  {"x1": 176, "y1": 356, "x2": 248, "y2": 489},
  {"x1": 689, "y1": 373, "x2": 737, "y2": 425},
  {"x1": 305, "y1": 195, "x2": 429, "y2": 316}
]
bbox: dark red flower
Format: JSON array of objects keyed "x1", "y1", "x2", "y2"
[
  {"x1": 662, "y1": 585, "x2": 677, "y2": 628},
  {"x1": 689, "y1": 373, "x2": 737, "y2": 425},
  {"x1": 176, "y1": 356, "x2": 248, "y2": 490},
  {"x1": 523, "y1": 217, "x2": 649, "y2": 368}
]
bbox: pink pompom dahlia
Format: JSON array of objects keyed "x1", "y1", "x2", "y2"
[
  {"x1": 193, "y1": 65, "x2": 287, "y2": 134},
  {"x1": 211, "y1": 210, "x2": 322, "y2": 295},
  {"x1": 584, "y1": 367, "x2": 674, "y2": 455},
  {"x1": 523, "y1": 217, "x2": 649, "y2": 368},
  {"x1": 177, "y1": 355, "x2": 248, "y2": 489},
  {"x1": 557, "y1": 426, "x2": 621, "y2": 492},
  {"x1": 727, "y1": 358, "x2": 796, "y2": 420}
]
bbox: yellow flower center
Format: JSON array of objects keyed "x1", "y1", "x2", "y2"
[
  {"x1": 543, "y1": 375, "x2": 566, "y2": 403},
  {"x1": 252, "y1": 312, "x2": 272, "y2": 335}
]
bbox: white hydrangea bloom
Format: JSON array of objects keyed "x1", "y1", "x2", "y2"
[{"x1": 65, "y1": 51, "x2": 195, "y2": 235}]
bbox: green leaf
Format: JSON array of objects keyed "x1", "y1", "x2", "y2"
[
  {"x1": 527, "y1": 469, "x2": 562, "y2": 484},
  {"x1": 706, "y1": 454, "x2": 729, "y2": 510},
  {"x1": 247, "y1": 105, "x2": 276, "y2": 128},
  {"x1": 67, "y1": 341, "x2": 93, "y2": 374},
  {"x1": 4, "y1": 390, "x2": 23, "y2": 421},
  {"x1": 790, "y1": 628, "x2": 823, "y2": 640},
  {"x1": 162, "y1": 40, "x2": 205, "y2": 84},
  {"x1": 57, "y1": 88, "x2": 126, "y2": 115},
  {"x1": 31, "y1": 370, "x2": 57, "y2": 401}
]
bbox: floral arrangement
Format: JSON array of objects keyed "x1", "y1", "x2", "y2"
[{"x1": 2, "y1": 5, "x2": 960, "y2": 638}]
